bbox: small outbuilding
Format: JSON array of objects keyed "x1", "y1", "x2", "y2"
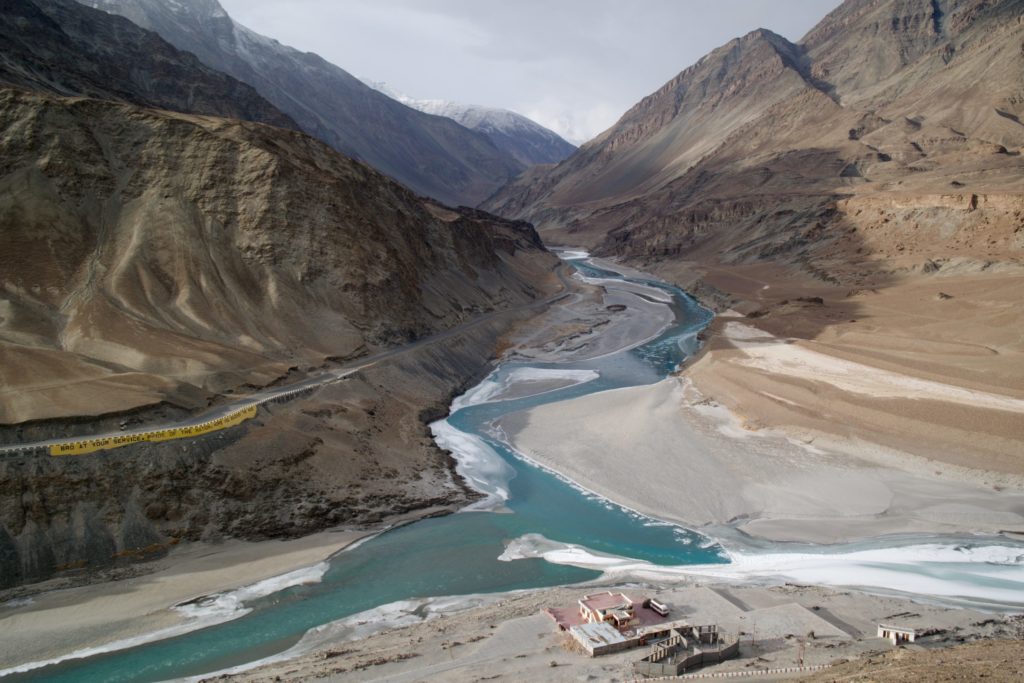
[{"x1": 877, "y1": 624, "x2": 916, "y2": 645}]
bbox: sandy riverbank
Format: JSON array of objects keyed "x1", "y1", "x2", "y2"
[
  {"x1": 496, "y1": 256, "x2": 1024, "y2": 545},
  {"x1": 501, "y1": 263, "x2": 675, "y2": 364},
  {"x1": 657, "y1": 259, "x2": 1024, "y2": 476},
  {"x1": 0, "y1": 505, "x2": 454, "y2": 675},
  {"x1": 500, "y1": 375, "x2": 1024, "y2": 545}
]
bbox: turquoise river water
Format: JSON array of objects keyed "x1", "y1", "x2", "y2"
[{"x1": 9, "y1": 257, "x2": 733, "y2": 682}]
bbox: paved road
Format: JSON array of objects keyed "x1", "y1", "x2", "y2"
[{"x1": 0, "y1": 266, "x2": 574, "y2": 457}]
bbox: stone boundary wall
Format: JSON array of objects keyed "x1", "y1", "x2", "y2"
[{"x1": 642, "y1": 663, "x2": 832, "y2": 680}]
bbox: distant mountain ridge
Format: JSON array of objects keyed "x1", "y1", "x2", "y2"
[
  {"x1": 81, "y1": 0, "x2": 525, "y2": 206},
  {"x1": 484, "y1": 0, "x2": 1024, "y2": 272},
  {"x1": 0, "y1": 0, "x2": 296, "y2": 129},
  {"x1": 363, "y1": 80, "x2": 576, "y2": 168}
]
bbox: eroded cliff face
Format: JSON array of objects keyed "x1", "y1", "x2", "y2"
[{"x1": 0, "y1": 88, "x2": 560, "y2": 588}]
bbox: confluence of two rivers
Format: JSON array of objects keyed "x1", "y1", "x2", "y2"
[{"x1": 11, "y1": 255, "x2": 1023, "y2": 682}]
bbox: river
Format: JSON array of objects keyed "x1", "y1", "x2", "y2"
[{"x1": 7, "y1": 253, "x2": 1023, "y2": 682}]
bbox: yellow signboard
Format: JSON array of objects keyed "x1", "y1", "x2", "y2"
[{"x1": 49, "y1": 405, "x2": 258, "y2": 456}]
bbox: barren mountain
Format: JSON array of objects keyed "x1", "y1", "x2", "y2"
[
  {"x1": 487, "y1": 0, "x2": 1023, "y2": 261},
  {"x1": 0, "y1": 87, "x2": 559, "y2": 586},
  {"x1": 0, "y1": 0, "x2": 296, "y2": 130},
  {"x1": 81, "y1": 0, "x2": 526, "y2": 207},
  {"x1": 485, "y1": 0, "x2": 1024, "y2": 472},
  {"x1": 363, "y1": 80, "x2": 577, "y2": 167}
]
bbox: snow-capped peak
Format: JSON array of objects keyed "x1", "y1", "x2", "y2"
[{"x1": 362, "y1": 79, "x2": 576, "y2": 166}]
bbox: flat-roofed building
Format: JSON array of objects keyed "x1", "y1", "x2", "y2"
[
  {"x1": 877, "y1": 624, "x2": 916, "y2": 645},
  {"x1": 578, "y1": 591, "x2": 639, "y2": 632}
]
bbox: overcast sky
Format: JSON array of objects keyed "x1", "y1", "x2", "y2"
[{"x1": 220, "y1": 0, "x2": 843, "y2": 144}]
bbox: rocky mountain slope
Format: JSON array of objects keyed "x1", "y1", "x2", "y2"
[
  {"x1": 80, "y1": 0, "x2": 526, "y2": 207},
  {"x1": 0, "y1": 86, "x2": 559, "y2": 587},
  {"x1": 0, "y1": 0, "x2": 296, "y2": 129},
  {"x1": 0, "y1": 88, "x2": 556, "y2": 422},
  {"x1": 486, "y1": 0, "x2": 1023, "y2": 267},
  {"x1": 364, "y1": 80, "x2": 576, "y2": 167},
  {"x1": 484, "y1": 0, "x2": 1024, "y2": 473}
]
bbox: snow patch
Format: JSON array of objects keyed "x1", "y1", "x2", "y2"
[{"x1": 499, "y1": 533, "x2": 1024, "y2": 609}]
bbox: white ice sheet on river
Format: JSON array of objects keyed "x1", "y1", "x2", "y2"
[
  {"x1": 451, "y1": 367, "x2": 599, "y2": 412},
  {"x1": 553, "y1": 249, "x2": 590, "y2": 260},
  {"x1": 435, "y1": 366, "x2": 602, "y2": 511},
  {"x1": 431, "y1": 419, "x2": 515, "y2": 511},
  {"x1": 500, "y1": 533, "x2": 1024, "y2": 609}
]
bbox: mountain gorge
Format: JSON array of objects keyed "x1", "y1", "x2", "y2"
[
  {"x1": 1, "y1": 0, "x2": 1023, "y2": 678},
  {"x1": 0, "y1": 83, "x2": 559, "y2": 585},
  {"x1": 79, "y1": 0, "x2": 529, "y2": 206}
]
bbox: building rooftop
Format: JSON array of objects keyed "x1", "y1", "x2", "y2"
[
  {"x1": 570, "y1": 622, "x2": 628, "y2": 649},
  {"x1": 546, "y1": 592, "x2": 677, "y2": 632},
  {"x1": 580, "y1": 591, "x2": 634, "y2": 613},
  {"x1": 545, "y1": 605, "x2": 584, "y2": 630}
]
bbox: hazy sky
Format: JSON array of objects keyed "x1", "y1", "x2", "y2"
[{"x1": 220, "y1": 0, "x2": 843, "y2": 144}]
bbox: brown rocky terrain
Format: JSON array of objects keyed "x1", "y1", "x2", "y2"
[
  {"x1": 0, "y1": 87, "x2": 560, "y2": 587},
  {"x1": 0, "y1": 0, "x2": 296, "y2": 130},
  {"x1": 486, "y1": 0, "x2": 1023, "y2": 259},
  {"x1": 485, "y1": 0, "x2": 1024, "y2": 475},
  {"x1": 801, "y1": 639, "x2": 1024, "y2": 682}
]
